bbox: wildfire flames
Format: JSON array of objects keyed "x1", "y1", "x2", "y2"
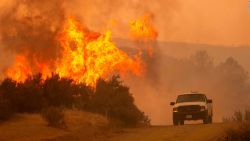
[
  {"x1": 5, "y1": 17, "x2": 146, "y2": 86},
  {"x1": 129, "y1": 15, "x2": 158, "y2": 41},
  {"x1": 55, "y1": 17, "x2": 142, "y2": 86},
  {"x1": 129, "y1": 15, "x2": 158, "y2": 57},
  {"x1": 6, "y1": 55, "x2": 33, "y2": 83}
]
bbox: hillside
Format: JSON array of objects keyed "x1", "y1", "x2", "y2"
[
  {"x1": 0, "y1": 110, "x2": 109, "y2": 141},
  {"x1": 0, "y1": 110, "x2": 240, "y2": 141},
  {"x1": 115, "y1": 39, "x2": 250, "y2": 72}
]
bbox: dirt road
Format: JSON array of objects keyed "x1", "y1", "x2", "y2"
[{"x1": 110, "y1": 123, "x2": 233, "y2": 141}]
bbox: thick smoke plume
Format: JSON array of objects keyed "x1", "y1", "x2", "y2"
[{"x1": 0, "y1": 0, "x2": 65, "y2": 60}]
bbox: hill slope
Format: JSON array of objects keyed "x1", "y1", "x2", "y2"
[{"x1": 0, "y1": 110, "x2": 108, "y2": 141}]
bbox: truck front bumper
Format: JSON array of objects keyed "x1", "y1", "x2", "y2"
[{"x1": 173, "y1": 110, "x2": 207, "y2": 120}]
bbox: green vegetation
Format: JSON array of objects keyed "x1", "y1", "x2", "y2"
[{"x1": 0, "y1": 74, "x2": 149, "y2": 127}]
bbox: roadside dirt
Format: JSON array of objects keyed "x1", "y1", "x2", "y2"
[{"x1": 109, "y1": 123, "x2": 233, "y2": 141}]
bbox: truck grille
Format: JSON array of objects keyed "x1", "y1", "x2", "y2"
[{"x1": 178, "y1": 105, "x2": 201, "y2": 112}]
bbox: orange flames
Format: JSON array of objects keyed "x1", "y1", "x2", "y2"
[
  {"x1": 56, "y1": 17, "x2": 142, "y2": 86},
  {"x1": 129, "y1": 15, "x2": 158, "y2": 41},
  {"x1": 6, "y1": 55, "x2": 33, "y2": 83},
  {"x1": 5, "y1": 55, "x2": 52, "y2": 83},
  {"x1": 129, "y1": 15, "x2": 158, "y2": 57},
  {"x1": 5, "y1": 17, "x2": 143, "y2": 86}
]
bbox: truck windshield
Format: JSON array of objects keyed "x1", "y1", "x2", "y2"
[{"x1": 176, "y1": 94, "x2": 205, "y2": 103}]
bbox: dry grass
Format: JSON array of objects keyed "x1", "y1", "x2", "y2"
[
  {"x1": 0, "y1": 110, "x2": 109, "y2": 141},
  {"x1": 218, "y1": 122, "x2": 250, "y2": 141},
  {"x1": 109, "y1": 123, "x2": 234, "y2": 141}
]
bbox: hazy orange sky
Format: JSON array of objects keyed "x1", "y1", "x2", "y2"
[
  {"x1": 0, "y1": 0, "x2": 250, "y2": 46},
  {"x1": 168, "y1": 0, "x2": 250, "y2": 46},
  {"x1": 67, "y1": 0, "x2": 250, "y2": 46}
]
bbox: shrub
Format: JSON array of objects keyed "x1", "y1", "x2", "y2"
[
  {"x1": 87, "y1": 76, "x2": 150, "y2": 127},
  {"x1": 0, "y1": 98, "x2": 13, "y2": 121},
  {"x1": 220, "y1": 122, "x2": 250, "y2": 141},
  {"x1": 0, "y1": 74, "x2": 149, "y2": 127},
  {"x1": 245, "y1": 110, "x2": 250, "y2": 121},
  {"x1": 15, "y1": 77, "x2": 44, "y2": 113},
  {"x1": 234, "y1": 111, "x2": 243, "y2": 122},
  {"x1": 41, "y1": 107, "x2": 66, "y2": 128},
  {"x1": 43, "y1": 75, "x2": 75, "y2": 107}
]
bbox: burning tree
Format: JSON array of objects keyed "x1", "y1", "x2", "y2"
[
  {"x1": 5, "y1": 17, "x2": 144, "y2": 87},
  {"x1": 0, "y1": 0, "x2": 158, "y2": 126}
]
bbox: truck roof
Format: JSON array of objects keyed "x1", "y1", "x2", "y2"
[{"x1": 179, "y1": 93, "x2": 206, "y2": 96}]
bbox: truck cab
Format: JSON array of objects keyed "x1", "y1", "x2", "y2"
[{"x1": 170, "y1": 92, "x2": 213, "y2": 125}]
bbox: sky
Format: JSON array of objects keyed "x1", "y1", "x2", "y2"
[
  {"x1": 0, "y1": 0, "x2": 250, "y2": 46},
  {"x1": 64, "y1": 0, "x2": 250, "y2": 46}
]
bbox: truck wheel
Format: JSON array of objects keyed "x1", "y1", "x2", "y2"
[
  {"x1": 180, "y1": 120, "x2": 184, "y2": 125},
  {"x1": 209, "y1": 116, "x2": 213, "y2": 124},
  {"x1": 173, "y1": 119, "x2": 178, "y2": 126},
  {"x1": 203, "y1": 115, "x2": 209, "y2": 124}
]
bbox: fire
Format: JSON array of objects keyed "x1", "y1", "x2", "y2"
[
  {"x1": 56, "y1": 17, "x2": 142, "y2": 86},
  {"x1": 129, "y1": 15, "x2": 158, "y2": 57},
  {"x1": 5, "y1": 55, "x2": 52, "y2": 82},
  {"x1": 4, "y1": 17, "x2": 143, "y2": 86},
  {"x1": 129, "y1": 15, "x2": 158, "y2": 41},
  {"x1": 5, "y1": 55, "x2": 32, "y2": 83}
]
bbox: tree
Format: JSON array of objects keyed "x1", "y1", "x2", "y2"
[
  {"x1": 190, "y1": 50, "x2": 214, "y2": 71},
  {"x1": 216, "y1": 57, "x2": 248, "y2": 86},
  {"x1": 88, "y1": 75, "x2": 150, "y2": 127},
  {"x1": 43, "y1": 74, "x2": 75, "y2": 107},
  {"x1": 14, "y1": 74, "x2": 44, "y2": 113}
]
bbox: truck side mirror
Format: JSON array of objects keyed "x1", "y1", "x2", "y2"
[
  {"x1": 170, "y1": 102, "x2": 175, "y2": 106},
  {"x1": 207, "y1": 99, "x2": 212, "y2": 103}
]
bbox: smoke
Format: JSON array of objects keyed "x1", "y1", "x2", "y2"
[
  {"x1": 1, "y1": 0, "x2": 250, "y2": 54},
  {"x1": 168, "y1": 0, "x2": 250, "y2": 46},
  {"x1": 0, "y1": 1, "x2": 70, "y2": 82},
  {"x1": 124, "y1": 47, "x2": 250, "y2": 125},
  {"x1": 0, "y1": 0, "x2": 66, "y2": 73},
  {"x1": 64, "y1": 0, "x2": 178, "y2": 40},
  {"x1": 67, "y1": 0, "x2": 250, "y2": 125},
  {"x1": 0, "y1": 0, "x2": 250, "y2": 125},
  {"x1": 65, "y1": 0, "x2": 250, "y2": 46}
]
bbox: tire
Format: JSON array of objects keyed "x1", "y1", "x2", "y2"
[
  {"x1": 203, "y1": 115, "x2": 209, "y2": 124},
  {"x1": 180, "y1": 120, "x2": 184, "y2": 125},
  {"x1": 209, "y1": 116, "x2": 213, "y2": 124},
  {"x1": 173, "y1": 119, "x2": 178, "y2": 126},
  {"x1": 173, "y1": 119, "x2": 184, "y2": 125}
]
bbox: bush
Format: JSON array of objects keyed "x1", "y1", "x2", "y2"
[
  {"x1": 234, "y1": 111, "x2": 243, "y2": 122},
  {"x1": 41, "y1": 107, "x2": 66, "y2": 128},
  {"x1": 0, "y1": 98, "x2": 13, "y2": 121},
  {"x1": 43, "y1": 75, "x2": 75, "y2": 107},
  {"x1": 245, "y1": 110, "x2": 250, "y2": 121},
  {"x1": 87, "y1": 76, "x2": 150, "y2": 127},
  {"x1": 15, "y1": 78, "x2": 44, "y2": 113},
  {"x1": 0, "y1": 74, "x2": 149, "y2": 127},
  {"x1": 220, "y1": 122, "x2": 250, "y2": 141}
]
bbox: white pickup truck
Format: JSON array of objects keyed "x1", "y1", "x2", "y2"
[{"x1": 170, "y1": 92, "x2": 213, "y2": 125}]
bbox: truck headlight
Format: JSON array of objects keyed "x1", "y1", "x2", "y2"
[
  {"x1": 173, "y1": 107, "x2": 178, "y2": 112},
  {"x1": 200, "y1": 106, "x2": 206, "y2": 111}
]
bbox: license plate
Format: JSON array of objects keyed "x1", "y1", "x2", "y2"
[{"x1": 186, "y1": 115, "x2": 192, "y2": 118}]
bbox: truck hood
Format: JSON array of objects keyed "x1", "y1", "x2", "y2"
[{"x1": 174, "y1": 102, "x2": 206, "y2": 108}]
